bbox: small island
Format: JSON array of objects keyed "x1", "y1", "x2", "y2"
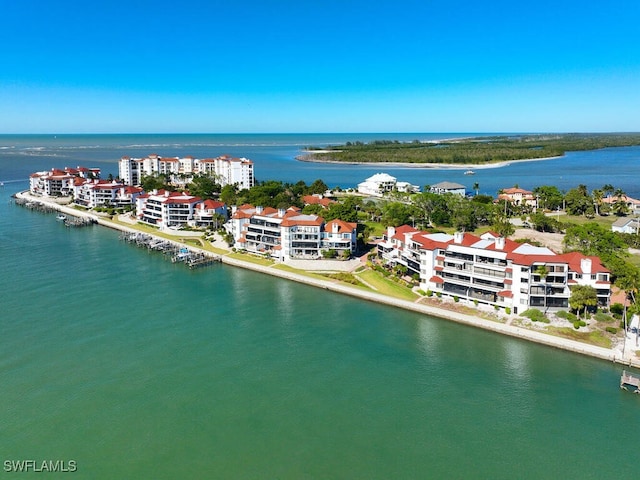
[{"x1": 299, "y1": 133, "x2": 640, "y2": 166}]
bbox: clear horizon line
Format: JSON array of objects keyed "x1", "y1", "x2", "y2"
[{"x1": 3, "y1": 130, "x2": 639, "y2": 136}]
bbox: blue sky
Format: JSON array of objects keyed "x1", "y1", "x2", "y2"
[{"x1": 1, "y1": 0, "x2": 639, "y2": 133}]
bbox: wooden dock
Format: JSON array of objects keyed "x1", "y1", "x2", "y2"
[
  {"x1": 620, "y1": 370, "x2": 640, "y2": 393},
  {"x1": 120, "y1": 232, "x2": 220, "y2": 269}
]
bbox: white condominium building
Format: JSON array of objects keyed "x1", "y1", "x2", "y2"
[
  {"x1": 227, "y1": 204, "x2": 358, "y2": 261},
  {"x1": 73, "y1": 179, "x2": 143, "y2": 208},
  {"x1": 378, "y1": 226, "x2": 611, "y2": 314},
  {"x1": 119, "y1": 154, "x2": 254, "y2": 190},
  {"x1": 29, "y1": 166, "x2": 101, "y2": 197},
  {"x1": 136, "y1": 190, "x2": 204, "y2": 229}
]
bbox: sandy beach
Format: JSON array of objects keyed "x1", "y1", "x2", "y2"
[
  {"x1": 296, "y1": 151, "x2": 563, "y2": 169},
  {"x1": 15, "y1": 191, "x2": 639, "y2": 369}
]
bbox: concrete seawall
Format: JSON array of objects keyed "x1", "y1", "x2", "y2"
[{"x1": 14, "y1": 191, "x2": 640, "y2": 369}]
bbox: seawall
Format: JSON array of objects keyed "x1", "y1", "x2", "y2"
[{"x1": 14, "y1": 191, "x2": 640, "y2": 369}]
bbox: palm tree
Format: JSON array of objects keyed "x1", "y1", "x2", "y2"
[
  {"x1": 592, "y1": 188, "x2": 604, "y2": 216},
  {"x1": 602, "y1": 184, "x2": 614, "y2": 198},
  {"x1": 613, "y1": 198, "x2": 630, "y2": 216},
  {"x1": 473, "y1": 182, "x2": 479, "y2": 196}
]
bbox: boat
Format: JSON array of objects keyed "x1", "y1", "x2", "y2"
[
  {"x1": 464, "y1": 170, "x2": 475, "y2": 175},
  {"x1": 56, "y1": 214, "x2": 67, "y2": 221}
]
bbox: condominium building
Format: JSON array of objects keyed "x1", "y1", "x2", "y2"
[
  {"x1": 73, "y1": 179, "x2": 143, "y2": 208},
  {"x1": 119, "y1": 154, "x2": 254, "y2": 190},
  {"x1": 29, "y1": 166, "x2": 101, "y2": 197},
  {"x1": 227, "y1": 204, "x2": 357, "y2": 260},
  {"x1": 378, "y1": 226, "x2": 610, "y2": 314},
  {"x1": 136, "y1": 190, "x2": 204, "y2": 229}
]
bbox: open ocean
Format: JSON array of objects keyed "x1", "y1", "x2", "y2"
[{"x1": 2, "y1": 134, "x2": 640, "y2": 479}]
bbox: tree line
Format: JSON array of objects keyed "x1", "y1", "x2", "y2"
[{"x1": 306, "y1": 133, "x2": 640, "y2": 165}]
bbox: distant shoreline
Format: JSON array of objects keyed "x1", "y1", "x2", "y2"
[
  {"x1": 296, "y1": 152, "x2": 563, "y2": 169},
  {"x1": 13, "y1": 190, "x2": 636, "y2": 369}
]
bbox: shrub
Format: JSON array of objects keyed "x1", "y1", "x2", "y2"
[
  {"x1": 556, "y1": 310, "x2": 578, "y2": 322},
  {"x1": 610, "y1": 303, "x2": 624, "y2": 317},
  {"x1": 521, "y1": 308, "x2": 547, "y2": 322},
  {"x1": 417, "y1": 289, "x2": 427, "y2": 296},
  {"x1": 594, "y1": 312, "x2": 615, "y2": 323},
  {"x1": 473, "y1": 299, "x2": 478, "y2": 306},
  {"x1": 605, "y1": 326, "x2": 618, "y2": 334},
  {"x1": 573, "y1": 321, "x2": 581, "y2": 329},
  {"x1": 505, "y1": 307, "x2": 511, "y2": 315},
  {"x1": 454, "y1": 296, "x2": 459, "y2": 303},
  {"x1": 322, "y1": 249, "x2": 338, "y2": 259},
  {"x1": 426, "y1": 290, "x2": 433, "y2": 297},
  {"x1": 494, "y1": 305, "x2": 500, "y2": 311},
  {"x1": 436, "y1": 291, "x2": 442, "y2": 298}
]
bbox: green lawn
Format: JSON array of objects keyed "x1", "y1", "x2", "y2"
[
  {"x1": 226, "y1": 252, "x2": 275, "y2": 266},
  {"x1": 355, "y1": 269, "x2": 418, "y2": 301},
  {"x1": 560, "y1": 214, "x2": 619, "y2": 228},
  {"x1": 363, "y1": 221, "x2": 387, "y2": 237},
  {"x1": 272, "y1": 264, "x2": 333, "y2": 281}
]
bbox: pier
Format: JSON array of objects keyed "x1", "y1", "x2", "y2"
[
  {"x1": 14, "y1": 197, "x2": 96, "y2": 227},
  {"x1": 119, "y1": 232, "x2": 220, "y2": 269},
  {"x1": 620, "y1": 370, "x2": 640, "y2": 393}
]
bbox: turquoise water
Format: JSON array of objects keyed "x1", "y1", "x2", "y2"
[{"x1": 2, "y1": 136, "x2": 640, "y2": 478}]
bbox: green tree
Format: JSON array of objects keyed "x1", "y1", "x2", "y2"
[
  {"x1": 564, "y1": 185, "x2": 592, "y2": 216},
  {"x1": 301, "y1": 204, "x2": 324, "y2": 215},
  {"x1": 592, "y1": 189, "x2": 604, "y2": 216},
  {"x1": 533, "y1": 185, "x2": 564, "y2": 211},
  {"x1": 212, "y1": 213, "x2": 226, "y2": 230},
  {"x1": 569, "y1": 285, "x2": 598, "y2": 319},
  {"x1": 602, "y1": 184, "x2": 614, "y2": 197},
  {"x1": 188, "y1": 175, "x2": 220, "y2": 199},
  {"x1": 534, "y1": 264, "x2": 549, "y2": 281},
  {"x1": 381, "y1": 201, "x2": 415, "y2": 227},
  {"x1": 220, "y1": 184, "x2": 239, "y2": 206},
  {"x1": 323, "y1": 196, "x2": 360, "y2": 223},
  {"x1": 491, "y1": 216, "x2": 515, "y2": 237},
  {"x1": 529, "y1": 211, "x2": 562, "y2": 233},
  {"x1": 608, "y1": 256, "x2": 640, "y2": 305},
  {"x1": 141, "y1": 174, "x2": 168, "y2": 192},
  {"x1": 612, "y1": 198, "x2": 630, "y2": 216},
  {"x1": 308, "y1": 179, "x2": 329, "y2": 195},
  {"x1": 563, "y1": 223, "x2": 627, "y2": 258}
]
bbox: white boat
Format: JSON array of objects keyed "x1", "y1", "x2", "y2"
[
  {"x1": 464, "y1": 170, "x2": 475, "y2": 175},
  {"x1": 56, "y1": 214, "x2": 67, "y2": 221}
]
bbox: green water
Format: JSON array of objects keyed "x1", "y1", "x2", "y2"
[{"x1": 1, "y1": 194, "x2": 639, "y2": 479}]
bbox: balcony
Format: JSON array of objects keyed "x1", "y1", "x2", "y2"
[{"x1": 473, "y1": 266, "x2": 506, "y2": 279}]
